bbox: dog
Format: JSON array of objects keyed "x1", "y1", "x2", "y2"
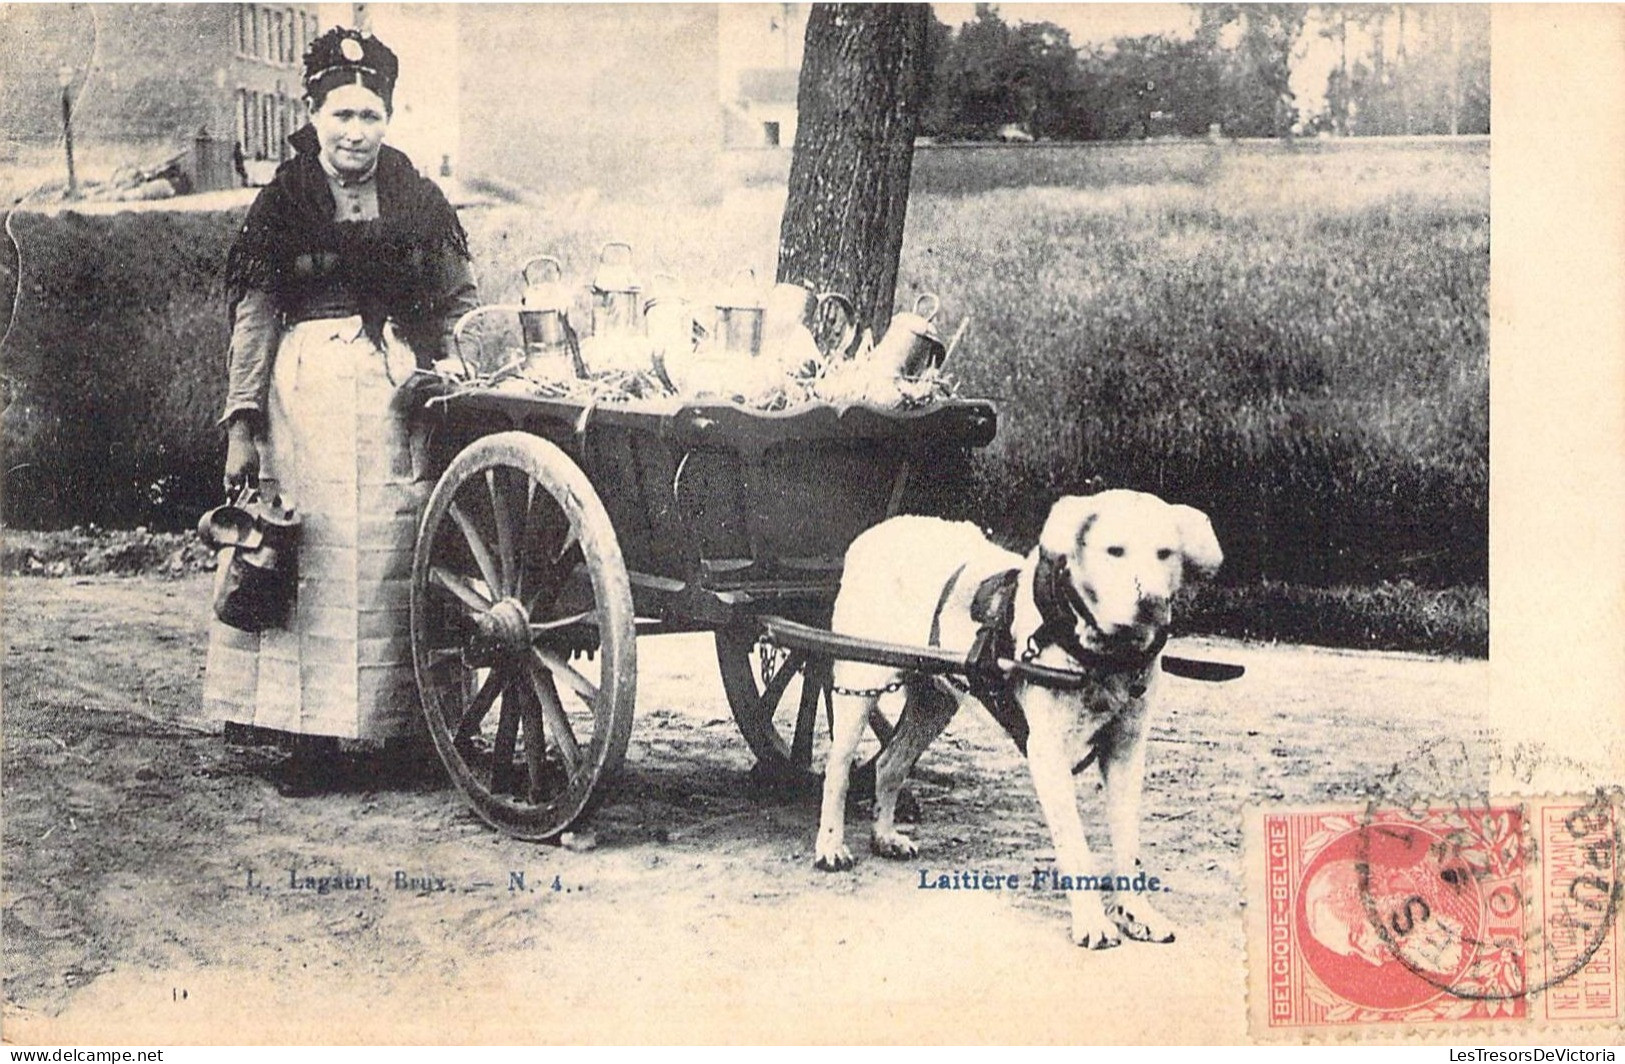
[{"x1": 814, "y1": 489, "x2": 1223, "y2": 948}]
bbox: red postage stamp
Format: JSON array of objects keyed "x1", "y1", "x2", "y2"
[{"x1": 1247, "y1": 793, "x2": 1622, "y2": 1033}]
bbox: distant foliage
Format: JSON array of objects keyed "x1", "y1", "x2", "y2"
[
  {"x1": 922, "y1": 6, "x2": 1085, "y2": 140},
  {"x1": 921, "y1": 3, "x2": 1488, "y2": 142},
  {"x1": 1312, "y1": 5, "x2": 1490, "y2": 137},
  {"x1": 923, "y1": 3, "x2": 1309, "y2": 141}
]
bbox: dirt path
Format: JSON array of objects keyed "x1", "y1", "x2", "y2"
[{"x1": 2, "y1": 574, "x2": 1492, "y2": 1043}]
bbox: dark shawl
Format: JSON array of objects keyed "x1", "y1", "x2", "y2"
[{"x1": 224, "y1": 124, "x2": 470, "y2": 352}]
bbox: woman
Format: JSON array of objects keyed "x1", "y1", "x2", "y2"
[{"x1": 205, "y1": 28, "x2": 479, "y2": 778}]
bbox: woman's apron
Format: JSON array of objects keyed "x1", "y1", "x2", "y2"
[{"x1": 203, "y1": 317, "x2": 426, "y2": 741}]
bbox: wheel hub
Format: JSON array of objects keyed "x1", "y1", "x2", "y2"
[{"x1": 477, "y1": 597, "x2": 532, "y2": 655}]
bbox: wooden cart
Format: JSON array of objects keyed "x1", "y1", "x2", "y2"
[{"x1": 408, "y1": 387, "x2": 998, "y2": 839}]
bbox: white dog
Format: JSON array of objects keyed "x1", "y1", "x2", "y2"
[{"x1": 815, "y1": 490, "x2": 1223, "y2": 948}]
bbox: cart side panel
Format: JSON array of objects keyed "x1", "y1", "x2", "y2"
[
  {"x1": 580, "y1": 425, "x2": 665, "y2": 578},
  {"x1": 750, "y1": 441, "x2": 901, "y2": 567}
]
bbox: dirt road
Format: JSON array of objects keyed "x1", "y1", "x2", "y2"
[{"x1": 2, "y1": 574, "x2": 1491, "y2": 1043}]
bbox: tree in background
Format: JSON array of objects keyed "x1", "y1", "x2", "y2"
[
  {"x1": 918, "y1": 3, "x2": 1484, "y2": 143},
  {"x1": 1194, "y1": 4, "x2": 1309, "y2": 138},
  {"x1": 1071, "y1": 34, "x2": 1223, "y2": 140},
  {"x1": 1316, "y1": 3, "x2": 1357, "y2": 134},
  {"x1": 923, "y1": 3, "x2": 1302, "y2": 142},
  {"x1": 1337, "y1": 5, "x2": 1489, "y2": 136},
  {"x1": 777, "y1": 4, "x2": 929, "y2": 338},
  {"x1": 922, "y1": 4, "x2": 1080, "y2": 140}
]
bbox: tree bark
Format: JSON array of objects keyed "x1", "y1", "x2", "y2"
[{"x1": 776, "y1": 3, "x2": 929, "y2": 340}]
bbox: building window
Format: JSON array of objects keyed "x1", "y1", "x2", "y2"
[
  {"x1": 248, "y1": 90, "x2": 260, "y2": 157},
  {"x1": 763, "y1": 121, "x2": 781, "y2": 147},
  {"x1": 235, "y1": 87, "x2": 248, "y2": 150}
]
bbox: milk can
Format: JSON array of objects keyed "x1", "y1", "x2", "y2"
[
  {"x1": 518, "y1": 255, "x2": 582, "y2": 377},
  {"x1": 867, "y1": 293, "x2": 947, "y2": 378},
  {"x1": 643, "y1": 273, "x2": 703, "y2": 357},
  {"x1": 589, "y1": 242, "x2": 642, "y2": 337},
  {"x1": 715, "y1": 269, "x2": 765, "y2": 360},
  {"x1": 764, "y1": 280, "x2": 859, "y2": 374}
]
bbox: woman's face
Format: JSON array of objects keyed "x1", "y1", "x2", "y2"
[{"x1": 310, "y1": 83, "x2": 390, "y2": 177}]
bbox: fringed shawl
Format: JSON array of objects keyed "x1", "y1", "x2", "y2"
[{"x1": 224, "y1": 124, "x2": 470, "y2": 348}]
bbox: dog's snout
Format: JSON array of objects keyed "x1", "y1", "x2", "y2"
[{"x1": 1136, "y1": 595, "x2": 1171, "y2": 626}]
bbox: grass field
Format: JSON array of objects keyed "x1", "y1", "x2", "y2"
[{"x1": 899, "y1": 140, "x2": 1489, "y2": 587}]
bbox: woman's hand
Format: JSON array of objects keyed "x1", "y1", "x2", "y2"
[{"x1": 224, "y1": 418, "x2": 261, "y2": 494}]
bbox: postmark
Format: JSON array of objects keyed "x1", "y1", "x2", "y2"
[{"x1": 1247, "y1": 792, "x2": 1623, "y2": 1032}]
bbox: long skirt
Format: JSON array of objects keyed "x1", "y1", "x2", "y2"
[{"x1": 203, "y1": 317, "x2": 427, "y2": 741}]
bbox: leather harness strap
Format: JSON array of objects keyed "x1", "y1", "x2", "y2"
[
  {"x1": 963, "y1": 569, "x2": 1031, "y2": 755},
  {"x1": 927, "y1": 563, "x2": 968, "y2": 650},
  {"x1": 926, "y1": 565, "x2": 1030, "y2": 753},
  {"x1": 941, "y1": 556, "x2": 1168, "y2": 760},
  {"x1": 1031, "y1": 549, "x2": 1168, "y2": 679}
]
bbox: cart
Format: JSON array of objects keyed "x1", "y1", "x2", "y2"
[{"x1": 409, "y1": 385, "x2": 999, "y2": 840}]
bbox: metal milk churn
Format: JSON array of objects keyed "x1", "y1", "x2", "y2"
[
  {"x1": 643, "y1": 274, "x2": 703, "y2": 356},
  {"x1": 812, "y1": 291, "x2": 859, "y2": 360},
  {"x1": 715, "y1": 269, "x2": 765, "y2": 360},
  {"x1": 518, "y1": 255, "x2": 582, "y2": 377},
  {"x1": 589, "y1": 241, "x2": 642, "y2": 338}
]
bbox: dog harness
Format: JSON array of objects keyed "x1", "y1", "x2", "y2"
[{"x1": 924, "y1": 552, "x2": 1168, "y2": 758}]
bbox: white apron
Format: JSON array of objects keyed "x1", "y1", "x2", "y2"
[{"x1": 203, "y1": 317, "x2": 427, "y2": 741}]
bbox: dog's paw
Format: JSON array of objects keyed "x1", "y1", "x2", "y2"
[
  {"x1": 1069, "y1": 911, "x2": 1123, "y2": 950},
  {"x1": 870, "y1": 827, "x2": 919, "y2": 860},
  {"x1": 1108, "y1": 900, "x2": 1178, "y2": 944},
  {"x1": 813, "y1": 842, "x2": 854, "y2": 872}
]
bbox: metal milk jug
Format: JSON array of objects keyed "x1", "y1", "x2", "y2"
[
  {"x1": 590, "y1": 241, "x2": 641, "y2": 337},
  {"x1": 643, "y1": 274, "x2": 703, "y2": 356},
  {"x1": 518, "y1": 255, "x2": 580, "y2": 377},
  {"x1": 867, "y1": 293, "x2": 947, "y2": 378},
  {"x1": 715, "y1": 269, "x2": 765, "y2": 359}
]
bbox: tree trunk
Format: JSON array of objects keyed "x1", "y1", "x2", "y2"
[{"x1": 776, "y1": 3, "x2": 929, "y2": 340}]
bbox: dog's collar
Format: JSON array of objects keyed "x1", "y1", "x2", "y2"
[{"x1": 1030, "y1": 549, "x2": 1167, "y2": 678}]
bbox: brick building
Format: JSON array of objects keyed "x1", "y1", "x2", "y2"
[{"x1": 0, "y1": 4, "x2": 320, "y2": 188}]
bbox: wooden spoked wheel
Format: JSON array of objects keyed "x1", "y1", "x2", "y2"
[
  {"x1": 411, "y1": 432, "x2": 636, "y2": 840},
  {"x1": 715, "y1": 626, "x2": 898, "y2": 790}
]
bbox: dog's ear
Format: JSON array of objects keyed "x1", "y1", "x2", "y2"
[
  {"x1": 1038, "y1": 495, "x2": 1099, "y2": 556},
  {"x1": 1171, "y1": 504, "x2": 1223, "y2": 579}
]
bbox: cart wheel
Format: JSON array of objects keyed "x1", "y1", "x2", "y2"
[
  {"x1": 411, "y1": 431, "x2": 636, "y2": 840},
  {"x1": 715, "y1": 626, "x2": 897, "y2": 791}
]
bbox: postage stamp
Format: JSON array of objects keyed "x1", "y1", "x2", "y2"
[{"x1": 1247, "y1": 791, "x2": 1623, "y2": 1034}]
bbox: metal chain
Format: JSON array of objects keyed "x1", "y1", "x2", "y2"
[
  {"x1": 830, "y1": 679, "x2": 909, "y2": 698},
  {"x1": 757, "y1": 634, "x2": 908, "y2": 699}
]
